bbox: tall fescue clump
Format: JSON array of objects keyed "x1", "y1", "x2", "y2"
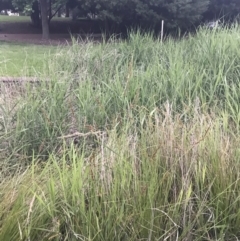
[
  {"x1": 1, "y1": 109, "x2": 240, "y2": 240},
  {"x1": 1, "y1": 26, "x2": 240, "y2": 239}
]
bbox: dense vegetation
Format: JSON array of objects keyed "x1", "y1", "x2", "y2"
[
  {"x1": 1, "y1": 26, "x2": 240, "y2": 240},
  {"x1": 1, "y1": 0, "x2": 240, "y2": 38}
]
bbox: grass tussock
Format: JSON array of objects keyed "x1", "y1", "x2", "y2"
[
  {"x1": 1, "y1": 26, "x2": 240, "y2": 240},
  {"x1": 1, "y1": 110, "x2": 240, "y2": 240}
]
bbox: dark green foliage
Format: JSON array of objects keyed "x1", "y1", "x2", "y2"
[
  {"x1": 75, "y1": 0, "x2": 210, "y2": 31},
  {"x1": 6, "y1": 0, "x2": 211, "y2": 32},
  {"x1": 204, "y1": 0, "x2": 240, "y2": 22},
  {"x1": 161, "y1": 0, "x2": 210, "y2": 28},
  {"x1": 0, "y1": 0, "x2": 15, "y2": 11},
  {"x1": 7, "y1": 0, "x2": 240, "y2": 33},
  {"x1": 5, "y1": 0, "x2": 240, "y2": 33}
]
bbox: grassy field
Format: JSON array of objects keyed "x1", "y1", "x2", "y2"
[
  {"x1": 0, "y1": 42, "x2": 58, "y2": 76},
  {"x1": 0, "y1": 15, "x2": 30, "y2": 22},
  {"x1": 0, "y1": 15, "x2": 71, "y2": 22},
  {"x1": 1, "y1": 27, "x2": 240, "y2": 240}
]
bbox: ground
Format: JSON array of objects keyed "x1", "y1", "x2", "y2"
[
  {"x1": 0, "y1": 16, "x2": 101, "y2": 76},
  {"x1": 0, "y1": 15, "x2": 103, "y2": 45}
]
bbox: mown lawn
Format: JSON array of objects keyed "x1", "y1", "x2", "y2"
[
  {"x1": 0, "y1": 15, "x2": 71, "y2": 22},
  {"x1": 0, "y1": 42, "x2": 57, "y2": 76},
  {"x1": 0, "y1": 15, "x2": 30, "y2": 22}
]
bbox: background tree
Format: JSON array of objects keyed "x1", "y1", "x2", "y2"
[
  {"x1": 73, "y1": 0, "x2": 210, "y2": 33},
  {"x1": 6, "y1": 0, "x2": 240, "y2": 39},
  {"x1": 31, "y1": 0, "x2": 40, "y2": 27},
  {"x1": 204, "y1": 0, "x2": 240, "y2": 22},
  {"x1": 0, "y1": 0, "x2": 15, "y2": 12},
  {"x1": 12, "y1": 0, "x2": 66, "y2": 39}
]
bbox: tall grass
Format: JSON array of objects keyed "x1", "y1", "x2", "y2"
[
  {"x1": 1, "y1": 110, "x2": 240, "y2": 240},
  {"x1": 1, "y1": 26, "x2": 240, "y2": 240}
]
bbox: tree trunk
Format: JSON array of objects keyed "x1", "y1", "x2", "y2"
[
  {"x1": 66, "y1": 4, "x2": 69, "y2": 17},
  {"x1": 40, "y1": 0, "x2": 49, "y2": 39},
  {"x1": 31, "y1": 0, "x2": 41, "y2": 27},
  {"x1": 48, "y1": 0, "x2": 52, "y2": 21}
]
